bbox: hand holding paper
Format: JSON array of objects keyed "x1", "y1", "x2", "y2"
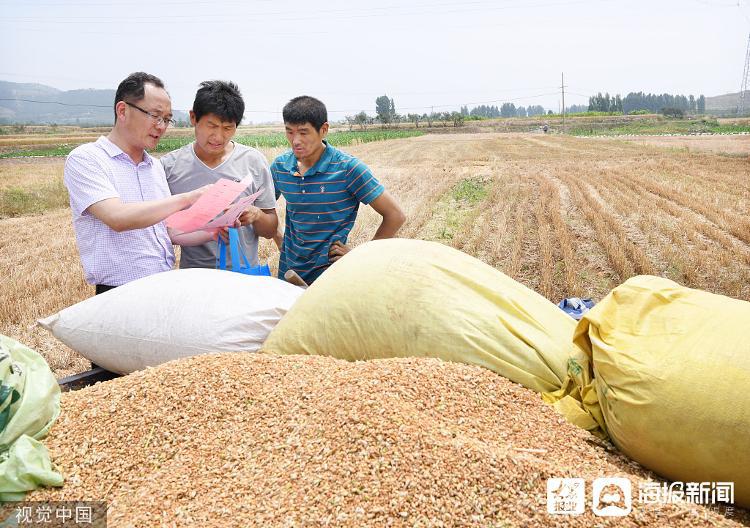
[
  {"x1": 165, "y1": 176, "x2": 263, "y2": 234},
  {"x1": 238, "y1": 204, "x2": 263, "y2": 226}
]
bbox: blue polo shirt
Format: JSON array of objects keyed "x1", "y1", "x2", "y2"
[{"x1": 271, "y1": 142, "x2": 384, "y2": 284}]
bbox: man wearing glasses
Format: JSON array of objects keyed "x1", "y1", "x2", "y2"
[{"x1": 64, "y1": 72, "x2": 213, "y2": 294}]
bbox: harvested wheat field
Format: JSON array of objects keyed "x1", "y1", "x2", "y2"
[
  {"x1": 3, "y1": 132, "x2": 750, "y2": 525},
  {"x1": 28, "y1": 353, "x2": 748, "y2": 527},
  {"x1": 2, "y1": 132, "x2": 750, "y2": 378},
  {"x1": 598, "y1": 133, "x2": 750, "y2": 156}
]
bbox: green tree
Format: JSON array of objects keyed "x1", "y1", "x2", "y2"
[
  {"x1": 354, "y1": 111, "x2": 369, "y2": 130},
  {"x1": 614, "y1": 94, "x2": 623, "y2": 113},
  {"x1": 500, "y1": 103, "x2": 516, "y2": 117},
  {"x1": 697, "y1": 95, "x2": 706, "y2": 114},
  {"x1": 375, "y1": 95, "x2": 393, "y2": 125},
  {"x1": 527, "y1": 105, "x2": 545, "y2": 117}
]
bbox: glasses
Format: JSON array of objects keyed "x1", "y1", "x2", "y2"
[{"x1": 125, "y1": 101, "x2": 175, "y2": 127}]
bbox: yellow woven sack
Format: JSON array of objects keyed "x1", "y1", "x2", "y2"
[
  {"x1": 262, "y1": 239, "x2": 576, "y2": 394},
  {"x1": 544, "y1": 275, "x2": 750, "y2": 506}
]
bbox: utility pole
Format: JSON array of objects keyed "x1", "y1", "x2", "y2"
[
  {"x1": 561, "y1": 72, "x2": 566, "y2": 133},
  {"x1": 739, "y1": 33, "x2": 750, "y2": 116}
]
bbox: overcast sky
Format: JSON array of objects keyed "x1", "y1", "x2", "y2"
[{"x1": 2, "y1": 0, "x2": 749, "y2": 123}]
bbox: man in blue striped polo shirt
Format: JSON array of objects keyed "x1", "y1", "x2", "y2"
[{"x1": 271, "y1": 96, "x2": 405, "y2": 284}]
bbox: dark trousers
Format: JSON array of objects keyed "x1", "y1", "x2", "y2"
[{"x1": 91, "y1": 284, "x2": 117, "y2": 369}]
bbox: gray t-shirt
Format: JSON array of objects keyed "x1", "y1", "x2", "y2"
[{"x1": 161, "y1": 142, "x2": 276, "y2": 269}]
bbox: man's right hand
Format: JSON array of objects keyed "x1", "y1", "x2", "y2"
[{"x1": 87, "y1": 183, "x2": 215, "y2": 233}]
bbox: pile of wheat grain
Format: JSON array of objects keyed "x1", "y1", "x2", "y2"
[{"x1": 30, "y1": 354, "x2": 747, "y2": 527}]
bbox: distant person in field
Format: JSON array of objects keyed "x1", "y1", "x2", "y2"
[
  {"x1": 63, "y1": 72, "x2": 216, "y2": 294},
  {"x1": 161, "y1": 80, "x2": 277, "y2": 270},
  {"x1": 271, "y1": 95, "x2": 406, "y2": 284}
]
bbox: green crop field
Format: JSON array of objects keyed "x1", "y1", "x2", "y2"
[
  {"x1": 0, "y1": 129, "x2": 424, "y2": 159},
  {"x1": 567, "y1": 117, "x2": 750, "y2": 136}
]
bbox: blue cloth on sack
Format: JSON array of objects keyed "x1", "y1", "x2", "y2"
[{"x1": 558, "y1": 297, "x2": 595, "y2": 320}]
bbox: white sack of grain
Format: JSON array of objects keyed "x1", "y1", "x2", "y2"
[{"x1": 38, "y1": 269, "x2": 304, "y2": 375}]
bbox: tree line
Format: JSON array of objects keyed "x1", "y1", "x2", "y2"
[
  {"x1": 344, "y1": 95, "x2": 557, "y2": 129},
  {"x1": 459, "y1": 104, "x2": 548, "y2": 118},
  {"x1": 588, "y1": 92, "x2": 706, "y2": 114},
  {"x1": 344, "y1": 90, "x2": 710, "y2": 130}
]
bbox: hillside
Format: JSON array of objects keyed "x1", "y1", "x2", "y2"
[
  {"x1": 0, "y1": 81, "x2": 188, "y2": 125},
  {"x1": 0, "y1": 81, "x2": 116, "y2": 125},
  {"x1": 706, "y1": 91, "x2": 749, "y2": 116}
]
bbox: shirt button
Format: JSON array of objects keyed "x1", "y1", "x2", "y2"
[{"x1": 302, "y1": 190, "x2": 306, "y2": 194}]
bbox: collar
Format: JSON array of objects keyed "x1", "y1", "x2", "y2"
[
  {"x1": 284, "y1": 140, "x2": 333, "y2": 175},
  {"x1": 97, "y1": 136, "x2": 153, "y2": 165},
  {"x1": 191, "y1": 141, "x2": 235, "y2": 170}
]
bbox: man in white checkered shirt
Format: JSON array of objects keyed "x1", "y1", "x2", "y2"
[{"x1": 64, "y1": 72, "x2": 216, "y2": 294}]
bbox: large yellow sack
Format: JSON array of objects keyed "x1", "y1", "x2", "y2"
[
  {"x1": 544, "y1": 275, "x2": 750, "y2": 506},
  {"x1": 262, "y1": 239, "x2": 576, "y2": 393}
]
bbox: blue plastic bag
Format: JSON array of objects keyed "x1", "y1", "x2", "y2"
[
  {"x1": 216, "y1": 227, "x2": 271, "y2": 277},
  {"x1": 557, "y1": 297, "x2": 595, "y2": 320}
]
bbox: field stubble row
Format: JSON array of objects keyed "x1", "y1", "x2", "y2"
[{"x1": 0, "y1": 132, "x2": 748, "y2": 377}]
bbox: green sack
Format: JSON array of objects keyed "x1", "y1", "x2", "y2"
[{"x1": 0, "y1": 334, "x2": 63, "y2": 501}]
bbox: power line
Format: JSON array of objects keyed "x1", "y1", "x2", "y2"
[
  {"x1": 692, "y1": 0, "x2": 750, "y2": 23},
  {"x1": 0, "y1": 74, "x2": 561, "y2": 97},
  {"x1": 5, "y1": 0, "x2": 491, "y2": 18},
  {"x1": 0, "y1": 98, "x2": 111, "y2": 108},
  {"x1": 385, "y1": 91, "x2": 562, "y2": 113},
  {"x1": 561, "y1": 73, "x2": 566, "y2": 133},
  {"x1": 692, "y1": 0, "x2": 740, "y2": 7},
  {"x1": 2, "y1": 0, "x2": 615, "y2": 24},
  {"x1": 0, "y1": 90, "x2": 567, "y2": 117}
]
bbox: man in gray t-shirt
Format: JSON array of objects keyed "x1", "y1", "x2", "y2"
[{"x1": 161, "y1": 81, "x2": 277, "y2": 269}]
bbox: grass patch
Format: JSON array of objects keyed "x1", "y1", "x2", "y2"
[
  {"x1": 0, "y1": 130, "x2": 424, "y2": 159},
  {"x1": 452, "y1": 178, "x2": 489, "y2": 203},
  {"x1": 0, "y1": 144, "x2": 81, "y2": 158},
  {"x1": 0, "y1": 180, "x2": 69, "y2": 217},
  {"x1": 429, "y1": 177, "x2": 491, "y2": 241},
  {"x1": 568, "y1": 117, "x2": 750, "y2": 136}
]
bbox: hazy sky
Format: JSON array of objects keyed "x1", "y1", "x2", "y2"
[{"x1": 2, "y1": 0, "x2": 749, "y2": 123}]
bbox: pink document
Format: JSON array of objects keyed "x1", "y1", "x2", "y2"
[{"x1": 166, "y1": 176, "x2": 263, "y2": 232}]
